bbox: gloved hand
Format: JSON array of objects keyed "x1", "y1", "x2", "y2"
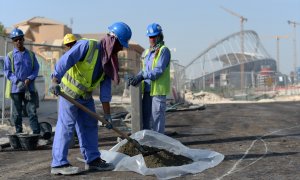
[
  {"x1": 24, "y1": 88, "x2": 32, "y2": 101},
  {"x1": 127, "y1": 75, "x2": 134, "y2": 88},
  {"x1": 49, "y1": 83, "x2": 61, "y2": 96},
  {"x1": 17, "y1": 81, "x2": 25, "y2": 91},
  {"x1": 130, "y1": 74, "x2": 144, "y2": 86},
  {"x1": 104, "y1": 114, "x2": 113, "y2": 129}
]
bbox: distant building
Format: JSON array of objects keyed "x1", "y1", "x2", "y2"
[
  {"x1": 76, "y1": 33, "x2": 144, "y2": 75},
  {"x1": 6, "y1": 16, "x2": 144, "y2": 76},
  {"x1": 12, "y1": 16, "x2": 72, "y2": 45},
  {"x1": 184, "y1": 30, "x2": 278, "y2": 91}
]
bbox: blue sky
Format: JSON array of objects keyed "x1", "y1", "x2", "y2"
[{"x1": 1, "y1": 0, "x2": 299, "y2": 74}]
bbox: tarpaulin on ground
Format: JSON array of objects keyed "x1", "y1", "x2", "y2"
[{"x1": 100, "y1": 130, "x2": 224, "y2": 179}]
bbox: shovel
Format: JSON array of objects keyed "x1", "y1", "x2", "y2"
[{"x1": 58, "y1": 91, "x2": 148, "y2": 155}]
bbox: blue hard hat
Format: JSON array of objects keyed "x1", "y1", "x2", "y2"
[
  {"x1": 146, "y1": 23, "x2": 162, "y2": 37},
  {"x1": 108, "y1": 22, "x2": 132, "y2": 48},
  {"x1": 10, "y1": 28, "x2": 24, "y2": 39}
]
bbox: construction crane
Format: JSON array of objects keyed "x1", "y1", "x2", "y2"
[
  {"x1": 287, "y1": 20, "x2": 300, "y2": 82},
  {"x1": 272, "y1": 35, "x2": 289, "y2": 72},
  {"x1": 221, "y1": 6, "x2": 247, "y2": 90}
]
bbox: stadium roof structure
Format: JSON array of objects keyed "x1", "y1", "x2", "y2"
[{"x1": 184, "y1": 30, "x2": 275, "y2": 80}]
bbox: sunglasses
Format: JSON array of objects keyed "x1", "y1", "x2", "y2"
[{"x1": 12, "y1": 37, "x2": 23, "y2": 42}]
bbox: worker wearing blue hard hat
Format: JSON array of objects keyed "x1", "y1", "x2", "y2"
[
  {"x1": 49, "y1": 22, "x2": 132, "y2": 175},
  {"x1": 129, "y1": 23, "x2": 171, "y2": 134},
  {"x1": 4, "y1": 28, "x2": 40, "y2": 134}
]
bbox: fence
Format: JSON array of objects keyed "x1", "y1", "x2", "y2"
[
  {"x1": 184, "y1": 70, "x2": 297, "y2": 101},
  {"x1": 0, "y1": 35, "x2": 64, "y2": 124},
  {"x1": 0, "y1": 35, "x2": 142, "y2": 124}
]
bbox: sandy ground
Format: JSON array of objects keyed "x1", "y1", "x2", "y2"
[{"x1": 1, "y1": 95, "x2": 300, "y2": 179}]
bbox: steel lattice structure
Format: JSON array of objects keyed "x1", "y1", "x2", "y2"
[{"x1": 184, "y1": 30, "x2": 277, "y2": 90}]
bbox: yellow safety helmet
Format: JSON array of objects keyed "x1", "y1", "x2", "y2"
[{"x1": 63, "y1": 34, "x2": 77, "y2": 45}]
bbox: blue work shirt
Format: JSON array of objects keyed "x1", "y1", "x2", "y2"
[
  {"x1": 140, "y1": 48, "x2": 171, "y2": 92},
  {"x1": 4, "y1": 48, "x2": 39, "y2": 93},
  {"x1": 51, "y1": 40, "x2": 112, "y2": 102}
]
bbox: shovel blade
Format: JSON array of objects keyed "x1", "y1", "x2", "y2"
[{"x1": 129, "y1": 139, "x2": 148, "y2": 154}]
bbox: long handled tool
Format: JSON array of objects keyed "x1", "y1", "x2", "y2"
[{"x1": 58, "y1": 91, "x2": 148, "y2": 154}]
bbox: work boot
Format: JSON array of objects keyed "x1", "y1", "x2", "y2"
[
  {"x1": 85, "y1": 157, "x2": 114, "y2": 171},
  {"x1": 51, "y1": 164, "x2": 79, "y2": 175}
]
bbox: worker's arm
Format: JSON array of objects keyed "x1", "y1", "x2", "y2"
[
  {"x1": 99, "y1": 75, "x2": 113, "y2": 123},
  {"x1": 26, "y1": 52, "x2": 40, "y2": 81},
  {"x1": 51, "y1": 40, "x2": 89, "y2": 82},
  {"x1": 3, "y1": 54, "x2": 18, "y2": 84},
  {"x1": 99, "y1": 75, "x2": 112, "y2": 114},
  {"x1": 102, "y1": 102, "x2": 110, "y2": 115},
  {"x1": 142, "y1": 47, "x2": 171, "y2": 81},
  {"x1": 99, "y1": 76, "x2": 113, "y2": 127}
]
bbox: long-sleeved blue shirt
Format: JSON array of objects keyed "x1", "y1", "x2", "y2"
[
  {"x1": 140, "y1": 47, "x2": 171, "y2": 92},
  {"x1": 4, "y1": 48, "x2": 39, "y2": 93},
  {"x1": 51, "y1": 40, "x2": 112, "y2": 102}
]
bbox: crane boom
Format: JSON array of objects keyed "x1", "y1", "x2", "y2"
[
  {"x1": 288, "y1": 20, "x2": 300, "y2": 26},
  {"x1": 273, "y1": 35, "x2": 289, "y2": 39},
  {"x1": 220, "y1": 6, "x2": 247, "y2": 21}
]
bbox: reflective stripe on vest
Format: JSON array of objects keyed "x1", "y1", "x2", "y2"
[
  {"x1": 142, "y1": 45, "x2": 170, "y2": 96},
  {"x1": 5, "y1": 50, "x2": 34, "y2": 98},
  {"x1": 61, "y1": 39, "x2": 104, "y2": 99}
]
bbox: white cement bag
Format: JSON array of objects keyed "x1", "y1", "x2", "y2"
[{"x1": 100, "y1": 130, "x2": 224, "y2": 179}]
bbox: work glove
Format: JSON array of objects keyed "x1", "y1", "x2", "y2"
[
  {"x1": 104, "y1": 114, "x2": 113, "y2": 129},
  {"x1": 130, "y1": 74, "x2": 144, "y2": 86},
  {"x1": 24, "y1": 87, "x2": 32, "y2": 101},
  {"x1": 17, "y1": 81, "x2": 26, "y2": 91},
  {"x1": 49, "y1": 83, "x2": 61, "y2": 96},
  {"x1": 127, "y1": 75, "x2": 134, "y2": 88}
]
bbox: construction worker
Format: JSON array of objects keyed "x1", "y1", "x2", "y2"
[
  {"x1": 49, "y1": 22, "x2": 132, "y2": 175},
  {"x1": 129, "y1": 23, "x2": 171, "y2": 134},
  {"x1": 4, "y1": 28, "x2": 40, "y2": 134},
  {"x1": 63, "y1": 33, "x2": 77, "y2": 50}
]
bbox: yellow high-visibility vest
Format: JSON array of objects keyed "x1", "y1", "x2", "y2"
[
  {"x1": 61, "y1": 39, "x2": 104, "y2": 99},
  {"x1": 141, "y1": 45, "x2": 170, "y2": 96},
  {"x1": 5, "y1": 50, "x2": 34, "y2": 98}
]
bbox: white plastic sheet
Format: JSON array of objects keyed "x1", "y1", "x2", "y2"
[{"x1": 101, "y1": 130, "x2": 224, "y2": 179}]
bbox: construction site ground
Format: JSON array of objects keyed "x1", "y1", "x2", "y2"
[{"x1": 1, "y1": 96, "x2": 300, "y2": 180}]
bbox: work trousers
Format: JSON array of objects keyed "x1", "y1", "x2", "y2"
[
  {"x1": 142, "y1": 92, "x2": 166, "y2": 134},
  {"x1": 11, "y1": 92, "x2": 40, "y2": 134},
  {"x1": 51, "y1": 97, "x2": 100, "y2": 167}
]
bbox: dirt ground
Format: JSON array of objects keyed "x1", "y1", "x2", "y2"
[
  {"x1": 117, "y1": 142, "x2": 193, "y2": 168},
  {"x1": 1, "y1": 97, "x2": 300, "y2": 179}
]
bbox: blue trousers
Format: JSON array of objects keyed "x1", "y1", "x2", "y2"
[
  {"x1": 142, "y1": 92, "x2": 166, "y2": 134},
  {"x1": 11, "y1": 92, "x2": 40, "y2": 134},
  {"x1": 51, "y1": 97, "x2": 100, "y2": 167}
]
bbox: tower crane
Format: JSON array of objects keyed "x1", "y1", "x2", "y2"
[
  {"x1": 287, "y1": 20, "x2": 300, "y2": 82},
  {"x1": 221, "y1": 6, "x2": 247, "y2": 90},
  {"x1": 272, "y1": 35, "x2": 289, "y2": 73}
]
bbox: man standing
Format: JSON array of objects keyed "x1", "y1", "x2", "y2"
[
  {"x1": 49, "y1": 22, "x2": 132, "y2": 175},
  {"x1": 4, "y1": 28, "x2": 40, "y2": 134},
  {"x1": 129, "y1": 23, "x2": 171, "y2": 134}
]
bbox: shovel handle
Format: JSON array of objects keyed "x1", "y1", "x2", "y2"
[{"x1": 58, "y1": 91, "x2": 132, "y2": 141}]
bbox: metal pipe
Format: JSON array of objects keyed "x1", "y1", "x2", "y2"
[{"x1": 1, "y1": 41, "x2": 7, "y2": 124}]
